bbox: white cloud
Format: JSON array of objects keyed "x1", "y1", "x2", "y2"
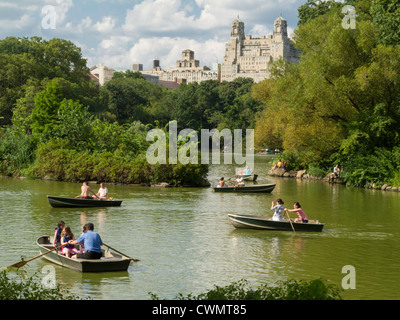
[
  {"x1": 0, "y1": 0, "x2": 304, "y2": 72},
  {"x1": 94, "y1": 16, "x2": 116, "y2": 33}
]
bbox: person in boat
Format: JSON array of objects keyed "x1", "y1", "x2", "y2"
[
  {"x1": 69, "y1": 223, "x2": 103, "y2": 260},
  {"x1": 80, "y1": 181, "x2": 99, "y2": 199},
  {"x1": 53, "y1": 220, "x2": 65, "y2": 247},
  {"x1": 271, "y1": 199, "x2": 286, "y2": 221},
  {"x1": 286, "y1": 202, "x2": 309, "y2": 223},
  {"x1": 217, "y1": 177, "x2": 228, "y2": 188},
  {"x1": 235, "y1": 175, "x2": 245, "y2": 187},
  {"x1": 96, "y1": 182, "x2": 108, "y2": 199},
  {"x1": 60, "y1": 226, "x2": 78, "y2": 258},
  {"x1": 244, "y1": 166, "x2": 251, "y2": 175}
]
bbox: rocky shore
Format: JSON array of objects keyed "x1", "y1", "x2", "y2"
[{"x1": 267, "y1": 168, "x2": 400, "y2": 192}]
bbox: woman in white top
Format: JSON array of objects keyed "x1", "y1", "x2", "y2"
[{"x1": 271, "y1": 199, "x2": 286, "y2": 221}]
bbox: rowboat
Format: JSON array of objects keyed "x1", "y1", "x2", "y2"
[
  {"x1": 47, "y1": 195, "x2": 122, "y2": 208},
  {"x1": 36, "y1": 236, "x2": 132, "y2": 272},
  {"x1": 238, "y1": 174, "x2": 258, "y2": 181},
  {"x1": 213, "y1": 183, "x2": 276, "y2": 193},
  {"x1": 227, "y1": 214, "x2": 324, "y2": 232}
]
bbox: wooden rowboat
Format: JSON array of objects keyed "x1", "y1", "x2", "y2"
[
  {"x1": 213, "y1": 183, "x2": 276, "y2": 193},
  {"x1": 48, "y1": 195, "x2": 122, "y2": 208},
  {"x1": 238, "y1": 174, "x2": 258, "y2": 181},
  {"x1": 36, "y1": 236, "x2": 132, "y2": 272},
  {"x1": 227, "y1": 214, "x2": 324, "y2": 232}
]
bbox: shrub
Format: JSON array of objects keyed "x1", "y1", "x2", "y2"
[
  {"x1": 0, "y1": 269, "x2": 82, "y2": 300},
  {"x1": 150, "y1": 278, "x2": 343, "y2": 300}
]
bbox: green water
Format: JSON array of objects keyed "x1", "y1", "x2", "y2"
[{"x1": 1, "y1": 155, "x2": 400, "y2": 300}]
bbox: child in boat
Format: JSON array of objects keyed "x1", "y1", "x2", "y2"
[
  {"x1": 52, "y1": 220, "x2": 65, "y2": 247},
  {"x1": 271, "y1": 199, "x2": 286, "y2": 221},
  {"x1": 61, "y1": 226, "x2": 78, "y2": 257},
  {"x1": 286, "y1": 202, "x2": 309, "y2": 223}
]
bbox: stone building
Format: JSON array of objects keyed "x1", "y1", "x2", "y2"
[
  {"x1": 221, "y1": 15, "x2": 300, "y2": 83},
  {"x1": 141, "y1": 49, "x2": 220, "y2": 84},
  {"x1": 89, "y1": 63, "x2": 116, "y2": 86}
]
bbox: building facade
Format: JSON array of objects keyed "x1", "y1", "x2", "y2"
[
  {"x1": 141, "y1": 49, "x2": 220, "y2": 84},
  {"x1": 89, "y1": 63, "x2": 116, "y2": 86},
  {"x1": 221, "y1": 16, "x2": 300, "y2": 83}
]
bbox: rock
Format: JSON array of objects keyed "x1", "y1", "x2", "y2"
[
  {"x1": 268, "y1": 168, "x2": 286, "y2": 177},
  {"x1": 296, "y1": 170, "x2": 306, "y2": 178},
  {"x1": 381, "y1": 184, "x2": 387, "y2": 190},
  {"x1": 151, "y1": 182, "x2": 170, "y2": 187}
]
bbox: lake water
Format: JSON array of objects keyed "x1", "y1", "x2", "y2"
[{"x1": 1, "y1": 155, "x2": 399, "y2": 300}]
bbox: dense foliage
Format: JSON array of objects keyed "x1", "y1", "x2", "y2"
[
  {"x1": 0, "y1": 270, "x2": 81, "y2": 300},
  {"x1": 254, "y1": 0, "x2": 400, "y2": 187},
  {"x1": 1, "y1": 0, "x2": 400, "y2": 188},
  {"x1": 150, "y1": 278, "x2": 343, "y2": 300},
  {"x1": 0, "y1": 36, "x2": 262, "y2": 185}
]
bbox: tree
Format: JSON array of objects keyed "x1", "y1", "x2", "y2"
[
  {"x1": 370, "y1": 0, "x2": 400, "y2": 45},
  {"x1": 30, "y1": 78, "x2": 80, "y2": 136}
]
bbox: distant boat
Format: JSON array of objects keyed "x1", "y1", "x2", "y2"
[
  {"x1": 238, "y1": 173, "x2": 258, "y2": 181},
  {"x1": 47, "y1": 195, "x2": 122, "y2": 208},
  {"x1": 213, "y1": 183, "x2": 275, "y2": 193},
  {"x1": 36, "y1": 236, "x2": 132, "y2": 272},
  {"x1": 235, "y1": 168, "x2": 258, "y2": 181},
  {"x1": 227, "y1": 214, "x2": 324, "y2": 232}
]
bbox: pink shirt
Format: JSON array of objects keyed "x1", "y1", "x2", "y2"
[{"x1": 294, "y1": 208, "x2": 308, "y2": 220}]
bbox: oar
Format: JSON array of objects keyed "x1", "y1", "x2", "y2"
[
  {"x1": 102, "y1": 243, "x2": 140, "y2": 262},
  {"x1": 285, "y1": 209, "x2": 296, "y2": 233},
  {"x1": 8, "y1": 243, "x2": 65, "y2": 269}
]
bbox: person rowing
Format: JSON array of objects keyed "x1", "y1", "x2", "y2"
[
  {"x1": 285, "y1": 202, "x2": 309, "y2": 223},
  {"x1": 96, "y1": 182, "x2": 109, "y2": 199},
  {"x1": 80, "y1": 181, "x2": 99, "y2": 199}
]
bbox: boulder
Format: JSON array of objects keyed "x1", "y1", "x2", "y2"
[
  {"x1": 268, "y1": 168, "x2": 286, "y2": 177},
  {"x1": 296, "y1": 170, "x2": 306, "y2": 178}
]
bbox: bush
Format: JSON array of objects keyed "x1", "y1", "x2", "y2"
[
  {"x1": 150, "y1": 279, "x2": 343, "y2": 300},
  {"x1": 0, "y1": 269, "x2": 82, "y2": 300},
  {"x1": 339, "y1": 147, "x2": 400, "y2": 187},
  {"x1": 30, "y1": 138, "x2": 209, "y2": 186},
  {"x1": 0, "y1": 129, "x2": 37, "y2": 176},
  {"x1": 307, "y1": 165, "x2": 327, "y2": 178}
]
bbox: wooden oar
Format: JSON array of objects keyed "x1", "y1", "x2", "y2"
[
  {"x1": 285, "y1": 209, "x2": 296, "y2": 233},
  {"x1": 8, "y1": 244, "x2": 65, "y2": 269},
  {"x1": 102, "y1": 243, "x2": 140, "y2": 262}
]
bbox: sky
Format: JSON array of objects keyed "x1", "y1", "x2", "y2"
[{"x1": 0, "y1": 0, "x2": 307, "y2": 71}]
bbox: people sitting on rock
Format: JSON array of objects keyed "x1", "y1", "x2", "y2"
[
  {"x1": 272, "y1": 159, "x2": 283, "y2": 170},
  {"x1": 333, "y1": 164, "x2": 342, "y2": 177}
]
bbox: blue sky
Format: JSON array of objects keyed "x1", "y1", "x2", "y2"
[{"x1": 0, "y1": 0, "x2": 307, "y2": 70}]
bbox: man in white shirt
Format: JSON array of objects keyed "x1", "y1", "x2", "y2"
[{"x1": 96, "y1": 182, "x2": 108, "y2": 199}]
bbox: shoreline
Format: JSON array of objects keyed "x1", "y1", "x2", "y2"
[
  {"x1": 267, "y1": 168, "x2": 400, "y2": 192},
  {"x1": 0, "y1": 175, "x2": 211, "y2": 188}
]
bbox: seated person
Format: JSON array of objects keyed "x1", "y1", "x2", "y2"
[
  {"x1": 60, "y1": 226, "x2": 78, "y2": 258},
  {"x1": 333, "y1": 164, "x2": 341, "y2": 177},
  {"x1": 69, "y1": 223, "x2": 103, "y2": 260},
  {"x1": 286, "y1": 202, "x2": 309, "y2": 223},
  {"x1": 96, "y1": 182, "x2": 108, "y2": 199},
  {"x1": 235, "y1": 176, "x2": 245, "y2": 187},
  {"x1": 80, "y1": 181, "x2": 99, "y2": 199},
  {"x1": 217, "y1": 177, "x2": 228, "y2": 188}
]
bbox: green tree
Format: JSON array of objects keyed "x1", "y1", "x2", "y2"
[
  {"x1": 370, "y1": 0, "x2": 400, "y2": 45},
  {"x1": 30, "y1": 78, "x2": 80, "y2": 136}
]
